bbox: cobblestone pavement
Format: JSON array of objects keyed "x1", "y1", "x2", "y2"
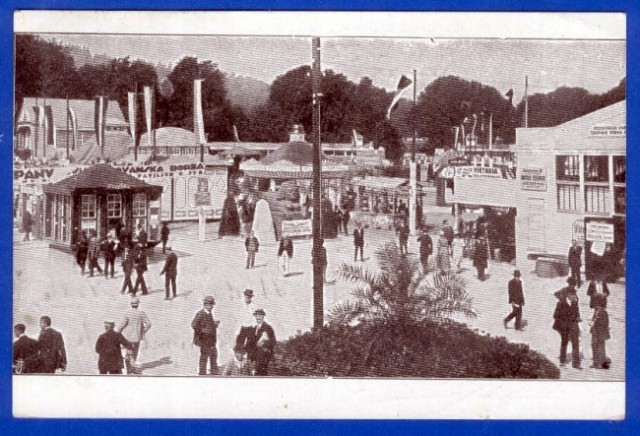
[{"x1": 13, "y1": 219, "x2": 624, "y2": 380}]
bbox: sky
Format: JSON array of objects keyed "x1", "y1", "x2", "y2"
[{"x1": 41, "y1": 34, "x2": 626, "y2": 102}]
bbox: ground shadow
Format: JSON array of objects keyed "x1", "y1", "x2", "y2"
[
  {"x1": 283, "y1": 271, "x2": 304, "y2": 278},
  {"x1": 138, "y1": 356, "x2": 172, "y2": 371}
]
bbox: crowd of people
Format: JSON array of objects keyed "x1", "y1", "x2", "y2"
[{"x1": 13, "y1": 290, "x2": 278, "y2": 377}]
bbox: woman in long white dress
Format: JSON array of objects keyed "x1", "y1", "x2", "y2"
[{"x1": 451, "y1": 234, "x2": 466, "y2": 273}]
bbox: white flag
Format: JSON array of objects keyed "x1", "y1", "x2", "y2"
[
  {"x1": 143, "y1": 86, "x2": 153, "y2": 145},
  {"x1": 386, "y1": 75, "x2": 413, "y2": 120},
  {"x1": 193, "y1": 79, "x2": 206, "y2": 144},
  {"x1": 128, "y1": 92, "x2": 136, "y2": 143}
]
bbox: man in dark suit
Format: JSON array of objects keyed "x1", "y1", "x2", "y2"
[
  {"x1": 120, "y1": 245, "x2": 135, "y2": 294},
  {"x1": 102, "y1": 235, "x2": 117, "y2": 279},
  {"x1": 191, "y1": 296, "x2": 220, "y2": 375},
  {"x1": 567, "y1": 240, "x2": 583, "y2": 288},
  {"x1": 353, "y1": 223, "x2": 365, "y2": 262},
  {"x1": 13, "y1": 323, "x2": 40, "y2": 374},
  {"x1": 249, "y1": 309, "x2": 276, "y2": 376},
  {"x1": 133, "y1": 245, "x2": 149, "y2": 296},
  {"x1": 552, "y1": 283, "x2": 583, "y2": 369},
  {"x1": 95, "y1": 320, "x2": 132, "y2": 374},
  {"x1": 417, "y1": 229, "x2": 433, "y2": 273},
  {"x1": 37, "y1": 316, "x2": 67, "y2": 374},
  {"x1": 160, "y1": 247, "x2": 178, "y2": 300},
  {"x1": 503, "y1": 270, "x2": 525, "y2": 330}
]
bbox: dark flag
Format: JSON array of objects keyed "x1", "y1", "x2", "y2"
[
  {"x1": 386, "y1": 75, "x2": 413, "y2": 119},
  {"x1": 505, "y1": 89, "x2": 514, "y2": 104}
]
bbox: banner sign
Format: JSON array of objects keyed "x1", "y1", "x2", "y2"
[
  {"x1": 520, "y1": 167, "x2": 547, "y2": 191},
  {"x1": 586, "y1": 221, "x2": 614, "y2": 243},
  {"x1": 282, "y1": 219, "x2": 312, "y2": 237},
  {"x1": 453, "y1": 166, "x2": 503, "y2": 179},
  {"x1": 113, "y1": 162, "x2": 206, "y2": 179}
]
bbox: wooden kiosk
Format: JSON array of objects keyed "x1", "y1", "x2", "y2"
[{"x1": 42, "y1": 164, "x2": 163, "y2": 247}]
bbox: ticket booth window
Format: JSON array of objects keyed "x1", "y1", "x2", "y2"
[
  {"x1": 107, "y1": 194, "x2": 122, "y2": 218},
  {"x1": 81, "y1": 194, "x2": 97, "y2": 232},
  {"x1": 133, "y1": 193, "x2": 148, "y2": 236}
]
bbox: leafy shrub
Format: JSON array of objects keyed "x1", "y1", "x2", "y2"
[{"x1": 271, "y1": 319, "x2": 559, "y2": 379}]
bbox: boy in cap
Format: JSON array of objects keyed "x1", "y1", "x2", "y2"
[
  {"x1": 116, "y1": 297, "x2": 152, "y2": 374},
  {"x1": 192, "y1": 296, "x2": 220, "y2": 375},
  {"x1": 503, "y1": 270, "x2": 525, "y2": 330},
  {"x1": 250, "y1": 309, "x2": 276, "y2": 376},
  {"x1": 95, "y1": 320, "x2": 132, "y2": 374}
]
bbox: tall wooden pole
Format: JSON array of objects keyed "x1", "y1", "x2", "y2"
[
  {"x1": 524, "y1": 75, "x2": 529, "y2": 129},
  {"x1": 311, "y1": 37, "x2": 324, "y2": 330},
  {"x1": 412, "y1": 69, "x2": 417, "y2": 161},
  {"x1": 409, "y1": 69, "x2": 418, "y2": 234},
  {"x1": 66, "y1": 95, "x2": 70, "y2": 160}
]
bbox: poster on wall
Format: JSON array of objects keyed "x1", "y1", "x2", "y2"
[
  {"x1": 586, "y1": 221, "x2": 614, "y2": 243},
  {"x1": 520, "y1": 168, "x2": 547, "y2": 191}
]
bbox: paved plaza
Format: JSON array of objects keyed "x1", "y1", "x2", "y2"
[{"x1": 13, "y1": 216, "x2": 624, "y2": 380}]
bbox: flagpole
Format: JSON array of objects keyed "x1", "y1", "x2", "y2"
[
  {"x1": 311, "y1": 36, "x2": 324, "y2": 330},
  {"x1": 134, "y1": 82, "x2": 138, "y2": 162},
  {"x1": 412, "y1": 69, "x2": 417, "y2": 162},
  {"x1": 152, "y1": 81, "x2": 157, "y2": 162},
  {"x1": 66, "y1": 94, "x2": 70, "y2": 160},
  {"x1": 488, "y1": 113, "x2": 493, "y2": 151},
  {"x1": 524, "y1": 75, "x2": 529, "y2": 128}
]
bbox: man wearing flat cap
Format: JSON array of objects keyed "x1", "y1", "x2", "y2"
[
  {"x1": 192, "y1": 296, "x2": 220, "y2": 375},
  {"x1": 552, "y1": 282, "x2": 583, "y2": 369},
  {"x1": 249, "y1": 309, "x2": 276, "y2": 376},
  {"x1": 503, "y1": 270, "x2": 525, "y2": 330},
  {"x1": 95, "y1": 320, "x2": 132, "y2": 374}
]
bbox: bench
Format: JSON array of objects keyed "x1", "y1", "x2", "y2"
[{"x1": 533, "y1": 256, "x2": 570, "y2": 278}]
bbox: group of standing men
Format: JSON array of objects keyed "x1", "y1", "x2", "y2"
[{"x1": 191, "y1": 290, "x2": 277, "y2": 376}]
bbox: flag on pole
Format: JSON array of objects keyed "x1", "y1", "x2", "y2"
[
  {"x1": 233, "y1": 125, "x2": 241, "y2": 142},
  {"x1": 352, "y1": 129, "x2": 364, "y2": 147},
  {"x1": 386, "y1": 75, "x2": 413, "y2": 119},
  {"x1": 68, "y1": 107, "x2": 78, "y2": 150},
  {"x1": 505, "y1": 88, "x2": 514, "y2": 104},
  {"x1": 143, "y1": 86, "x2": 153, "y2": 145},
  {"x1": 128, "y1": 92, "x2": 137, "y2": 143},
  {"x1": 94, "y1": 96, "x2": 108, "y2": 148},
  {"x1": 193, "y1": 79, "x2": 206, "y2": 144}
]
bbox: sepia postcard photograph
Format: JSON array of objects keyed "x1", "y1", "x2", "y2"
[{"x1": 10, "y1": 10, "x2": 626, "y2": 420}]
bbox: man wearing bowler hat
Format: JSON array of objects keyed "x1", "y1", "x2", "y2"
[
  {"x1": 192, "y1": 296, "x2": 220, "y2": 375},
  {"x1": 95, "y1": 320, "x2": 132, "y2": 374},
  {"x1": 552, "y1": 281, "x2": 583, "y2": 369},
  {"x1": 503, "y1": 270, "x2": 525, "y2": 330},
  {"x1": 249, "y1": 309, "x2": 276, "y2": 376}
]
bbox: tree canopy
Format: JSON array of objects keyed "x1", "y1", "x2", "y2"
[{"x1": 15, "y1": 35, "x2": 625, "y2": 156}]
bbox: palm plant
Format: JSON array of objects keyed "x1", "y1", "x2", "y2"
[{"x1": 329, "y1": 242, "x2": 476, "y2": 326}]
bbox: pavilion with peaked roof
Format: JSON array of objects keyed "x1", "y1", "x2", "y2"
[{"x1": 42, "y1": 164, "x2": 163, "y2": 247}]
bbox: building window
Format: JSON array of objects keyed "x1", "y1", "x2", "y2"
[
  {"x1": 81, "y1": 194, "x2": 96, "y2": 219},
  {"x1": 556, "y1": 155, "x2": 580, "y2": 181},
  {"x1": 585, "y1": 185, "x2": 609, "y2": 214},
  {"x1": 613, "y1": 156, "x2": 626, "y2": 184},
  {"x1": 133, "y1": 193, "x2": 147, "y2": 217},
  {"x1": 557, "y1": 184, "x2": 579, "y2": 212},
  {"x1": 584, "y1": 156, "x2": 609, "y2": 182},
  {"x1": 614, "y1": 187, "x2": 626, "y2": 214},
  {"x1": 107, "y1": 194, "x2": 122, "y2": 218}
]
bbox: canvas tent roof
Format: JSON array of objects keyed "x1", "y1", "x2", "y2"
[
  {"x1": 261, "y1": 141, "x2": 315, "y2": 166},
  {"x1": 43, "y1": 163, "x2": 162, "y2": 197},
  {"x1": 356, "y1": 176, "x2": 409, "y2": 191}
]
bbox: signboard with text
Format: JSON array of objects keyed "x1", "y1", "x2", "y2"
[
  {"x1": 589, "y1": 123, "x2": 626, "y2": 138},
  {"x1": 586, "y1": 221, "x2": 614, "y2": 243},
  {"x1": 454, "y1": 166, "x2": 503, "y2": 179},
  {"x1": 282, "y1": 219, "x2": 313, "y2": 238},
  {"x1": 520, "y1": 167, "x2": 547, "y2": 191}
]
